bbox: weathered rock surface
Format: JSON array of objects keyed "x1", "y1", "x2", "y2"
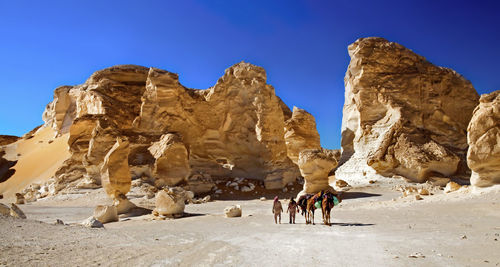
[
  {"x1": 284, "y1": 107, "x2": 321, "y2": 164},
  {"x1": 94, "y1": 205, "x2": 118, "y2": 223},
  {"x1": 37, "y1": 62, "x2": 308, "y2": 196},
  {"x1": 101, "y1": 138, "x2": 131, "y2": 200},
  {"x1": 0, "y1": 135, "x2": 19, "y2": 146},
  {"x1": 82, "y1": 217, "x2": 104, "y2": 228},
  {"x1": 467, "y1": 90, "x2": 500, "y2": 187},
  {"x1": 148, "y1": 134, "x2": 190, "y2": 187},
  {"x1": 297, "y1": 149, "x2": 340, "y2": 197},
  {"x1": 224, "y1": 205, "x2": 242, "y2": 217},
  {"x1": 154, "y1": 187, "x2": 190, "y2": 216},
  {"x1": 444, "y1": 181, "x2": 461, "y2": 193},
  {"x1": 0, "y1": 203, "x2": 10, "y2": 216},
  {"x1": 337, "y1": 37, "x2": 479, "y2": 183},
  {"x1": 10, "y1": 203, "x2": 26, "y2": 219}
]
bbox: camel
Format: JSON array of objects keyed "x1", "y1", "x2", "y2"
[{"x1": 321, "y1": 192, "x2": 342, "y2": 226}]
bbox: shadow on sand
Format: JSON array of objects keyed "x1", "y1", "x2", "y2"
[
  {"x1": 340, "y1": 191, "x2": 381, "y2": 200},
  {"x1": 330, "y1": 222, "x2": 375, "y2": 227}
]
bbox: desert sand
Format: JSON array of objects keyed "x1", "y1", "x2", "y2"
[{"x1": 1, "y1": 182, "x2": 499, "y2": 266}]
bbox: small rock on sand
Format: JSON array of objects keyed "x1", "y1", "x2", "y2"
[
  {"x1": 224, "y1": 205, "x2": 242, "y2": 217},
  {"x1": 418, "y1": 188, "x2": 429, "y2": 195},
  {"x1": 260, "y1": 197, "x2": 266, "y2": 201},
  {"x1": 10, "y1": 203, "x2": 26, "y2": 219},
  {"x1": 415, "y1": 195, "x2": 423, "y2": 200},
  {"x1": 94, "y1": 205, "x2": 118, "y2": 224},
  {"x1": 0, "y1": 203, "x2": 10, "y2": 216},
  {"x1": 82, "y1": 217, "x2": 104, "y2": 228},
  {"x1": 444, "y1": 182, "x2": 461, "y2": 193}
]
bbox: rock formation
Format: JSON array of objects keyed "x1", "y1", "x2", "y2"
[
  {"x1": 284, "y1": 107, "x2": 321, "y2": 164},
  {"x1": 467, "y1": 90, "x2": 500, "y2": 187},
  {"x1": 93, "y1": 205, "x2": 118, "y2": 223},
  {"x1": 154, "y1": 187, "x2": 191, "y2": 217},
  {"x1": 297, "y1": 149, "x2": 340, "y2": 197},
  {"x1": 101, "y1": 138, "x2": 131, "y2": 200},
  {"x1": 36, "y1": 62, "x2": 311, "y2": 196},
  {"x1": 337, "y1": 37, "x2": 479, "y2": 183},
  {"x1": 224, "y1": 205, "x2": 242, "y2": 217}
]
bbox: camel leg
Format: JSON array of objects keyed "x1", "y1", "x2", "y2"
[{"x1": 312, "y1": 210, "x2": 315, "y2": 225}]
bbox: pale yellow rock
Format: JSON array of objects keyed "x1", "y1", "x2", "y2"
[
  {"x1": 418, "y1": 188, "x2": 430, "y2": 196},
  {"x1": 224, "y1": 205, "x2": 242, "y2": 217},
  {"x1": 444, "y1": 182, "x2": 461, "y2": 193},
  {"x1": 284, "y1": 107, "x2": 321, "y2": 164},
  {"x1": 39, "y1": 63, "x2": 303, "y2": 194},
  {"x1": 467, "y1": 90, "x2": 500, "y2": 187},
  {"x1": 335, "y1": 179, "x2": 349, "y2": 188},
  {"x1": 337, "y1": 37, "x2": 479, "y2": 183},
  {"x1": 148, "y1": 134, "x2": 190, "y2": 187},
  {"x1": 101, "y1": 138, "x2": 131, "y2": 199},
  {"x1": 113, "y1": 194, "x2": 137, "y2": 215},
  {"x1": 0, "y1": 203, "x2": 10, "y2": 216},
  {"x1": 154, "y1": 188, "x2": 186, "y2": 216},
  {"x1": 10, "y1": 203, "x2": 26, "y2": 219},
  {"x1": 297, "y1": 149, "x2": 340, "y2": 197},
  {"x1": 15, "y1": 193, "x2": 25, "y2": 204},
  {"x1": 93, "y1": 205, "x2": 118, "y2": 223},
  {"x1": 415, "y1": 195, "x2": 423, "y2": 200}
]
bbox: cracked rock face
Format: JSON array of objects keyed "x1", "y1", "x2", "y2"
[
  {"x1": 467, "y1": 90, "x2": 500, "y2": 187},
  {"x1": 38, "y1": 62, "x2": 317, "y2": 195},
  {"x1": 336, "y1": 37, "x2": 479, "y2": 183}
]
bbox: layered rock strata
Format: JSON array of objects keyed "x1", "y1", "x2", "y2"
[
  {"x1": 337, "y1": 37, "x2": 479, "y2": 183},
  {"x1": 38, "y1": 62, "x2": 315, "y2": 195},
  {"x1": 467, "y1": 90, "x2": 500, "y2": 187}
]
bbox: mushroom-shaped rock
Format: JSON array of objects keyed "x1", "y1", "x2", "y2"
[
  {"x1": 337, "y1": 37, "x2": 479, "y2": 183},
  {"x1": 154, "y1": 187, "x2": 188, "y2": 217},
  {"x1": 101, "y1": 138, "x2": 131, "y2": 200},
  {"x1": 467, "y1": 90, "x2": 500, "y2": 187},
  {"x1": 148, "y1": 133, "x2": 190, "y2": 187},
  {"x1": 284, "y1": 107, "x2": 321, "y2": 164},
  {"x1": 297, "y1": 149, "x2": 340, "y2": 197}
]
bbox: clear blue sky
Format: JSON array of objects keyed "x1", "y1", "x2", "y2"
[{"x1": 0, "y1": 0, "x2": 498, "y2": 149}]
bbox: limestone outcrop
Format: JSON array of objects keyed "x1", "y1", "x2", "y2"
[
  {"x1": 467, "y1": 90, "x2": 500, "y2": 187},
  {"x1": 337, "y1": 37, "x2": 479, "y2": 183},
  {"x1": 297, "y1": 149, "x2": 340, "y2": 197},
  {"x1": 284, "y1": 107, "x2": 321, "y2": 164},
  {"x1": 101, "y1": 138, "x2": 131, "y2": 199},
  {"x1": 37, "y1": 62, "x2": 308, "y2": 196}
]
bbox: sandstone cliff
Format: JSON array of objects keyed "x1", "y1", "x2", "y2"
[
  {"x1": 467, "y1": 90, "x2": 500, "y2": 187},
  {"x1": 337, "y1": 37, "x2": 479, "y2": 183},
  {"x1": 35, "y1": 62, "x2": 323, "y2": 196}
]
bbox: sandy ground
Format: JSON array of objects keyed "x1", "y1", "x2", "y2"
[
  {"x1": 0, "y1": 127, "x2": 70, "y2": 199},
  {"x1": 1, "y1": 183, "x2": 499, "y2": 266}
]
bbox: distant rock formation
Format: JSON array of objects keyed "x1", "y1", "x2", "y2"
[
  {"x1": 337, "y1": 37, "x2": 479, "y2": 183},
  {"x1": 284, "y1": 107, "x2": 321, "y2": 164},
  {"x1": 37, "y1": 62, "x2": 322, "y2": 195},
  {"x1": 467, "y1": 90, "x2": 500, "y2": 187}
]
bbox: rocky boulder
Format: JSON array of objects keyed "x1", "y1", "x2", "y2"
[
  {"x1": 93, "y1": 205, "x2": 118, "y2": 223},
  {"x1": 224, "y1": 205, "x2": 242, "y2": 217},
  {"x1": 297, "y1": 149, "x2": 340, "y2": 197},
  {"x1": 467, "y1": 90, "x2": 500, "y2": 187},
  {"x1": 154, "y1": 187, "x2": 190, "y2": 217},
  {"x1": 337, "y1": 37, "x2": 479, "y2": 183}
]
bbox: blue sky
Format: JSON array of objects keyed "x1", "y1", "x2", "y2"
[{"x1": 0, "y1": 0, "x2": 498, "y2": 149}]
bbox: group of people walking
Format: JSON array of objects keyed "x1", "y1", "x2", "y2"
[{"x1": 272, "y1": 196, "x2": 299, "y2": 224}]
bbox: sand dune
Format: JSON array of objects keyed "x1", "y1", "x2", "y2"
[{"x1": 0, "y1": 127, "x2": 70, "y2": 200}]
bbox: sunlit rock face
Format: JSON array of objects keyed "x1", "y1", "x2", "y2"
[
  {"x1": 284, "y1": 107, "x2": 321, "y2": 165},
  {"x1": 336, "y1": 37, "x2": 479, "y2": 183},
  {"x1": 297, "y1": 148, "x2": 340, "y2": 198},
  {"x1": 467, "y1": 90, "x2": 500, "y2": 187},
  {"x1": 41, "y1": 62, "x2": 314, "y2": 194}
]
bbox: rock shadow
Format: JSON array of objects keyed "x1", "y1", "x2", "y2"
[
  {"x1": 340, "y1": 191, "x2": 381, "y2": 200},
  {"x1": 330, "y1": 222, "x2": 375, "y2": 227}
]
